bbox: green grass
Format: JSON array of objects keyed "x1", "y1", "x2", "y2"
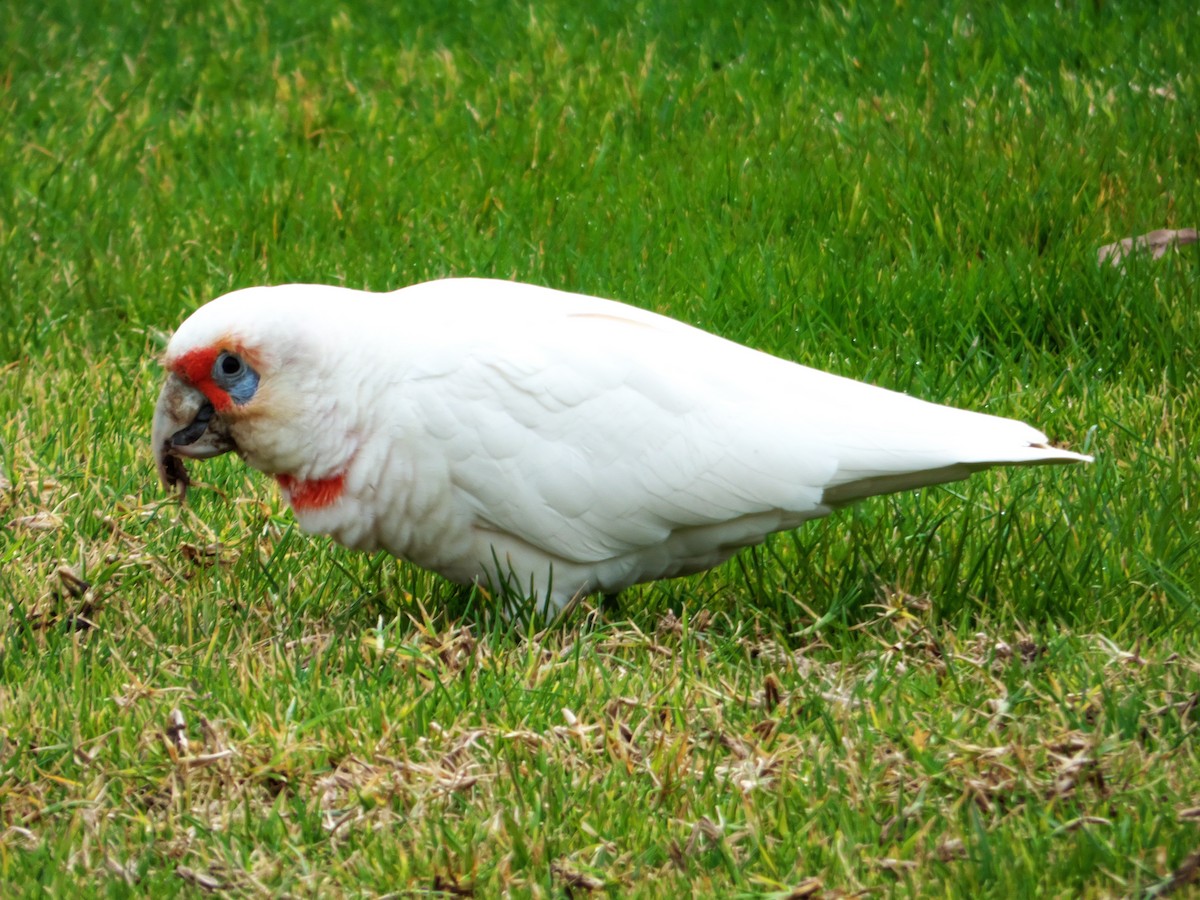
[{"x1": 2, "y1": 0, "x2": 1199, "y2": 895}]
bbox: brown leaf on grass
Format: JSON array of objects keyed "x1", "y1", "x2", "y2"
[
  {"x1": 1015, "y1": 640, "x2": 1047, "y2": 663},
  {"x1": 21, "y1": 567, "x2": 101, "y2": 632},
  {"x1": 667, "y1": 839, "x2": 687, "y2": 871},
  {"x1": 551, "y1": 860, "x2": 606, "y2": 891},
  {"x1": 175, "y1": 866, "x2": 223, "y2": 892},
  {"x1": 762, "y1": 673, "x2": 782, "y2": 712},
  {"x1": 684, "y1": 815, "x2": 738, "y2": 855},
  {"x1": 1054, "y1": 815, "x2": 1112, "y2": 834},
  {"x1": 784, "y1": 877, "x2": 823, "y2": 898},
  {"x1": 1098, "y1": 227, "x2": 1198, "y2": 268},
  {"x1": 179, "y1": 542, "x2": 236, "y2": 567},
  {"x1": 8, "y1": 512, "x2": 62, "y2": 531},
  {"x1": 105, "y1": 858, "x2": 140, "y2": 885},
  {"x1": 55, "y1": 566, "x2": 92, "y2": 599},
  {"x1": 1158, "y1": 847, "x2": 1200, "y2": 896},
  {"x1": 752, "y1": 718, "x2": 778, "y2": 741},
  {"x1": 177, "y1": 749, "x2": 235, "y2": 769},
  {"x1": 1, "y1": 826, "x2": 39, "y2": 851},
  {"x1": 936, "y1": 838, "x2": 967, "y2": 862},
  {"x1": 423, "y1": 626, "x2": 479, "y2": 674},
  {"x1": 875, "y1": 857, "x2": 918, "y2": 873},
  {"x1": 432, "y1": 873, "x2": 474, "y2": 897},
  {"x1": 657, "y1": 609, "x2": 682, "y2": 636},
  {"x1": 1151, "y1": 692, "x2": 1200, "y2": 720},
  {"x1": 199, "y1": 715, "x2": 227, "y2": 755}
]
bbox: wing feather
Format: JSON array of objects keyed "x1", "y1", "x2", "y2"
[{"x1": 375, "y1": 279, "x2": 1084, "y2": 568}]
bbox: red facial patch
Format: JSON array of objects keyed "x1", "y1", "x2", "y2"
[
  {"x1": 172, "y1": 347, "x2": 232, "y2": 411},
  {"x1": 276, "y1": 472, "x2": 347, "y2": 512}
]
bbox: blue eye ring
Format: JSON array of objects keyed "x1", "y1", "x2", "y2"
[{"x1": 211, "y1": 351, "x2": 260, "y2": 404}]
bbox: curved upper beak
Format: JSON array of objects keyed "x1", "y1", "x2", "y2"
[{"x1": 152, "y1": 373, "x2": 236, "y2": 498}]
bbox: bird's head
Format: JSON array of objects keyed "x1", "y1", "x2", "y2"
[{"x1": 152, "y1": 285, "x2": 357, "y2": 500}]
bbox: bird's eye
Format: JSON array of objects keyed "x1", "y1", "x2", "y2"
[
  {"x1": 211, "y1": 351, "x2": 260, "y2": 404},
  {"x1": 218, "y1": 352, "x2": 243, "y2": 377}
]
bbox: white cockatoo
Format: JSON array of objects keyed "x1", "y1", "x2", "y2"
[{"x1": 152, "y1": 278, "x2": 1090, "y2": 610}]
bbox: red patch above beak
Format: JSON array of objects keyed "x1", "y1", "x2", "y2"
[{"x1": 172, "y1": 347, "x2": 233, "y2": 411}]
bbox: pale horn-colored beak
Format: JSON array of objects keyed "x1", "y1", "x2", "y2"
[{"x1": 152, "y1": 373, "x2": 236, "y2": 499}]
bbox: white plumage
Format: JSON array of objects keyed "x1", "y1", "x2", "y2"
[{"x1": 152, "y1": 278, "x2": 1090, "y2": 610}]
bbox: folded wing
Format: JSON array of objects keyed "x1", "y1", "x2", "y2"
[{"x1": 391, "y1": 281, "x2": 1087, "y2": 569}]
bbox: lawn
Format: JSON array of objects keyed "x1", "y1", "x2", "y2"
[{"x1": 2, "y1": 0, "x2": 1198, "y2": 895}]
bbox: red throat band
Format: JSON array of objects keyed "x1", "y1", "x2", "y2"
[{"x1": 276, "y1": 472, "x2": 347, "y2": 511}]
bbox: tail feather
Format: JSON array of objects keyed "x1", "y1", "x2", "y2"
[{"x1": 822, "y1": 442, "x2": 1091, "y2": 507}]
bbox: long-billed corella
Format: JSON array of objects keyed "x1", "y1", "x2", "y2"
[{"x1": 152, "y1": 278, "x2": 1090, "y2": 610}]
